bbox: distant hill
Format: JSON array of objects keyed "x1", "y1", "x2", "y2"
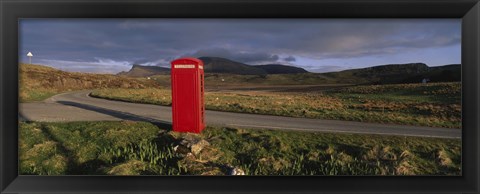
[
  {"x1": 329, "y1": 63, "x2": 429, "y2": 84},
  {"x1": 401, "y1": 64, "x2": 461, "y2": 83},
  {"x1": 198, "y1": 57, "x2": 310, "y2": 75},
  {"x1": 255, "y1": 64, "x2": 309, "y2": 74},
  {"x1": 118, "y1": 64, "x2": 170, "y2": 77},
  {"x1": 116, "y1": 58, "x2": 460, "y2": 85},
  {"x1": 323, "y1": 63, "x2": 460, "y2": 84},
  {"x1": 119, "y1": 57, "x2": 308, "y2": 77},
  {"x1": 198, "y1": 57, "x2": 267, "y2": 75}
]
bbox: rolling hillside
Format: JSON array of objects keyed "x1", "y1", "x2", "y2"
[
  {"x1": 401, "y1": 64, "x2": 461, "y2": 83},
  {"x1": 203, "y1": 63, "x2": 461, "y2": 85},
  {"x1": 117, "y1": 57, "x2": 459, "y2": 86},
  {"x1": 255, "y1": 64, "x2": 309, "y2": 74},
  {"x1": 118, "y1": 57, "x2": 310, "y2": 77},
  {"x1": 20, "y1": 61, "x2": 460, "y2": 102},
  {"x1": 20, "y1": 63, "x2": 161, "y2": 102},
  {"x1": 199, "y1": 57, "x2": 267, "y2": 75},
  {"x1": 325, "y1": 63, "x2": 461, "y2": 84},
  {"x1": 148, "y1": 63, "x2": 460, "y2": 87}
]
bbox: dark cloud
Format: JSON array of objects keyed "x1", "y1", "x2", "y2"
[
  {"x1": 269, "y1": 20, "x2": 461, "y2": 59},
  {"x1": 189, "y1": 48, "x2": 280, "y2": 64},
  {"x1": 284, "y1": 56, "x2": 296, "y2": 62},
  {"x1": 19, "y1": 19, "x2": 461, "y2": 73}
]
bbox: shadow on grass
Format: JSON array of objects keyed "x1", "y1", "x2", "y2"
[
  {"x1": 38, "y1": 123, "x2": 108, "y2": 174},
  {"x1": 21, "y1": 102, "x2": 179, "y2": 175},
  {"x1": 56, "y1": 100, "x2": 172, "y2": 131}
]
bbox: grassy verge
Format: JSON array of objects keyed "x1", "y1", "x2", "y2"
[
  {"x1": 90, "y1": 82, "x2": 461, "y2": 128},
  {"x1": 19, "y1": 121, "x2": 461, "y2": 175},
  {"x1": 90, "y1": 88, "x2": 172, "y2": 106},
  {"x1": 20, "y1": 88, "x2": 59, "y2": 102}
]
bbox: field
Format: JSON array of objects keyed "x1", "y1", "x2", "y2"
[
  {"x1": 19, "y1": 64, "x2": 463, "y2": 176},
  {"x1": 148, "y1": 73, "x2": 368, "y2": 87},
  {"x1": 19, "y1": 121, "x2": 461, "y2": 175},
  {"x1": 91, "y1": 82, "x2": 461, "y2": 128},
  {"x1": 20, "y1": 64, "x2": 462, "y2": 129}
]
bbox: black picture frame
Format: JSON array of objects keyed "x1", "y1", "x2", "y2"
[{"x1": 1, "y1": 0, "x2": 479, "y2": 193}]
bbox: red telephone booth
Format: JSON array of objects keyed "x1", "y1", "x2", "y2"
[{"x1": 171, "y1": 57, "x2": 206, "y2": 133}]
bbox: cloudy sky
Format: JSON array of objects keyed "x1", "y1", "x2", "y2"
[{"x1": 19, "y1": 19, "x2": 461, "y2": 74}]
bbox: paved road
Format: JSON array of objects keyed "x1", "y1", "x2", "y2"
[{"x1": 19, "y1": 90, "x2": 461, "y2": 139}]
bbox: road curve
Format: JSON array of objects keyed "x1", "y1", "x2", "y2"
[{"x1": 19, "y1": 90, "x2": 461, "y2": 139}]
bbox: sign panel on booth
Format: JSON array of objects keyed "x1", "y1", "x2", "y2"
[{"x1": 170, "y1": 57, "x2": 206, "y2": 133}]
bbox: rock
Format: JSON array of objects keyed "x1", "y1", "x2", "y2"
[
  {"x1": 169, "y1": 133, "x2": 232, "y2": 175},
  {"x1": 190, "y1": 140, "x2": 210, "y2": 155},
  {"x1": 176, "y1": 134, "x2": 210, "y2": 156},
  {"x1": 225, "y1": 164, "x2": 246, "y2": 175},
  {"x1": 229, "y1": 167, "x2": 245, "y2": 175},
  {"x1": 196, "y1": 147, "x2": 221, "y2": 162},
  {"x1": 183, "y1": 152, "x2": 196, "y2": 161},
  {"x1": 173, "y1": 144, "x2": 190, "y2": 155}
]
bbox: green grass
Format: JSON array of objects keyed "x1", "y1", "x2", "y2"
[
  {"x1": 202, "y1": 127, "x2": 461, "y2": 175},
  {"x1": 330, "y1": 82, "x2": 460, "y2": 104},
  {"x1": 90, "y1": 88, "x2": 172, "y2": 106},
  {"x1": 19, "y1": 88, "x2": 58, "y2": 103},
  {"x1": 91, "y1": 82, "x2": 461, "y2": 128},
  {"x1": 19, "y1": 121, "x2": 461, "y2": 175},
  {"x1": 19, "y1": 121, "x2": 182, "y2": 175}
]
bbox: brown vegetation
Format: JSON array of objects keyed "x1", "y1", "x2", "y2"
[{"x1": 19, "y1": 64, "x2": 161, "y2": 102}]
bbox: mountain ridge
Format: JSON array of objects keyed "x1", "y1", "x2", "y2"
[
  {"x1": 118, "y1": 64, "x2": 170, "y2": 77},
  {"x1": 114, "y1": 57, "x2": 460, "y2": 84},
  {"x1": 198, "y1": 57, "x2": 268, "y2": 75},
  {"x1": 255, "y1": 64, "x2": 309, "y2": 74},
  {"x1": 117, "y1": 57, "x2": 311, "y2": 76}
]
